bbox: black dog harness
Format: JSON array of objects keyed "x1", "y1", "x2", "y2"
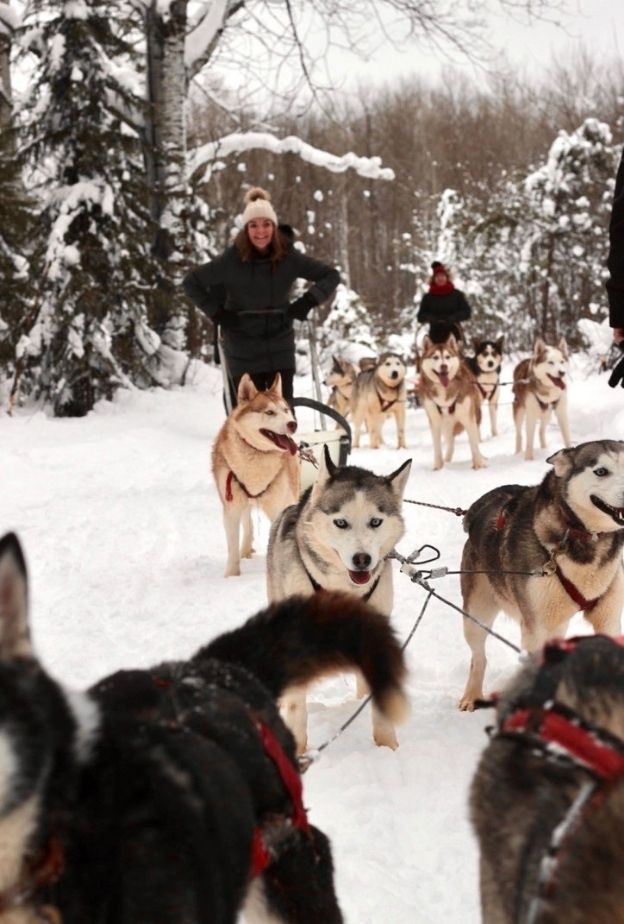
[
  {"x1": 375, "y1": 387, "x2": 400, "y2": 413},
  {"x1": 302, "y1": 564, "x2": 381, "y2": 603},
  {"x1": 490, "y1": 637, "x2": 624, "y2": 923}
]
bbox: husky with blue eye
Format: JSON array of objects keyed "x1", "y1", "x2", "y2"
[
  {"x1": 267, "y1": 446, "x2": 412, "y2": 753},
  {"x1": 0, "y1": 533, "x2": 409, "y2": 924}
]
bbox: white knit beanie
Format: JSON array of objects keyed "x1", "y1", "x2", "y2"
[{"x1": 241, "y1": 187, "x2": 278, "y2": 226}]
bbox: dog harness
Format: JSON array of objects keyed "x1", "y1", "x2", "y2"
[
  {"x1": 433, "y1": 398, "x2": 457, "y2": 415},
  {"x1": 225, "y1": 469, "x2": 274, "y2": 502},
  {"x1": 375, "y1": 387, "x2": 401, "y2": 413},
  {"x1": 493, "y1": 509, "x2": 603, "y2": 612},
  {"x1": 249, "y1": 718, "x2": 310, "y2": 878},
  {"x1": 476, "y1": 380, "x2": 498, "y2": 401},
  {"x1": 490, "y1": 636, "x2": 624, "y2": 923},
  {"x1": 0, "y1": 835, "x2": 64, "y2": 922}
]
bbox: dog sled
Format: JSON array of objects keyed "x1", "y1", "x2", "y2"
[{"x1": 293, "y1": 397, "x2": 351, "y2": 492}]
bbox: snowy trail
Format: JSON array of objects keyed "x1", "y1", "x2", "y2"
[{"x1": 1, "y1": 358, "x2": 623, "y2": 923}]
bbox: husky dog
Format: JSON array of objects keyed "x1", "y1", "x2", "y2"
[
  {"x1": 471, "y1": 634, "x2": 624, "y2": 923},
  {"x1": 465, "y1": 336, "x2": 504, "y2": 438},
  {"x1": 513, "y1": 337, "x2": 572, "y2": 461},
  {"x1": 0, "y1": 532, "x2": 408, "y2": 924},
  {"x1": 351, "y1": 352, "x2": 407, "y2": 449},
  {"x1": 324, "y1": 356, "x2": 357, "y2": 421},
  {"x1": 212, "y1": 373, "x2": 300, "y2": 577},
  {"x1": 418, "y1": 334, "x2": 486, "y2": 471},
  {"x1": 267, "y1": 446, "x2": 412, "y2": 753},
  {"x1": 459, "y1": 440, "x2": 624, "y2": 711}
]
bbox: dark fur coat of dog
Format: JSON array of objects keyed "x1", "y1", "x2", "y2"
[
  {"x1": 471, "y1": 635, "x2": 624, "y2": 923},
  {"x1": 0, "y1": 533, "x2": 407, "y2": 924}
]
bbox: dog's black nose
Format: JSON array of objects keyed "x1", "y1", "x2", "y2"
[
  {"x1": 487, "y1": 360, "x2": 494, "y2": 368},
  {"x1": 352, "y1": 552, "x2": 372, "y2": 570},
  {"x1": 287, "y1": 420, "x2": 297, "y2": 434},
  {"x1": 390, "y1": 371, "x2": 398, "y2": 379}
]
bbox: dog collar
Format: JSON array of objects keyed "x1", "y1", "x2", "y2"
[{"x1": 249, "y1": 718, "x2": 309, "y2": 879}]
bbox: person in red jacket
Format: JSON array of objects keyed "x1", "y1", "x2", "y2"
[{"x1": 417, "y1": 261, "x2": 471, "y2": 345}]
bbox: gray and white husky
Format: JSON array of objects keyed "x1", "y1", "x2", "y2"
[
  {"x1": 459, "y1": 439, "x2": 624, "y2": 712},
  {"x1": 267, "y1": 446, "x2": 412, "y2": 753}
]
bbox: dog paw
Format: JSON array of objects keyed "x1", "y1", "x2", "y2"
[
  {"x1": 374, "y1": 732, "x2": 399, "y2": 750},
  {"x1": 458, "y1": 697, "x2": 477, "y2": 712},
  {"x1": 472, "y1": 459, "x2": 488, "y2": 470},
  {"x1": 224, "y1": 565, "x2": 241, "y2": 577}
]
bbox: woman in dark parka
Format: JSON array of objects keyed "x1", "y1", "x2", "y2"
[
  {"x1": 417, "y1": 261, "x2": 471, "y2": 345},
  {"x1": 183, "y1": 187, "x2": 340, "y2": 405}
]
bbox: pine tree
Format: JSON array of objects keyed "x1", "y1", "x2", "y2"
[{"x1": 15, "y1": 0, "x2": 157, "y2": 415}]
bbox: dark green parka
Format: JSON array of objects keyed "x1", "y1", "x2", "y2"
[{"x1": 183, "y1": 233, "x2": 340, "y2": 377}]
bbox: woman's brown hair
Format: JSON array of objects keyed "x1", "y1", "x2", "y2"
[{"x1": 235, "y1": 225, "x2": 287, "y2": 266}]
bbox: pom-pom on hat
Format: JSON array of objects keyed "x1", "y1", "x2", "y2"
[
  {"x1": 241, "y1": 187, "x2": 278, "y2": 227},
  {"x1": 431, "y1": 261, "x2": 448, "y2": 276}
]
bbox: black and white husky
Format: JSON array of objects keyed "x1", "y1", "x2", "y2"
[
  {"x1": 465, "y1": 336, "x2": 504, "y2": 438},
  {"x1": 0, "y1": 532, "x2": 407, "y2": 924},
  {"x1": 267, "y1": 446, "x2": 411, "y2": 753}
]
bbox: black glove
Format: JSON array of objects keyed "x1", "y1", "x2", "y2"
[
  {"x1": 213, "y1": 308, "x2": 239, "y2": 330},
  {"x1": 608, "y1": 347, "x2": 624, "y2": 388},
  {"x1": 288, "y1": 291, "x2": 317, "y2": 321}
]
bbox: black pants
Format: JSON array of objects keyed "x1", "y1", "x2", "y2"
[{"x1": 227, "y1": 369, "x2": 295, "y2": 410}]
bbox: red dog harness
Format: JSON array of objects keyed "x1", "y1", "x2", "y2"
[
  {"x1": 493, "y1": 637, "x2": 624, "y2": 922},
  {"x1": 249, "y1": 718, "x2": 310, "y2": 878},
  {"x1": 494, "y1": 510, "x2": 602, "y2": 611}
]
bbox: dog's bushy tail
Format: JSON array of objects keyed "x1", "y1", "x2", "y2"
[{"x1": 198, "y1": 592, "x2": 408, "y2": 725}]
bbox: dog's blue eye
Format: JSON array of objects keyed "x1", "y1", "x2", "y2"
[
  {"x1": 594, "y1": 467, "x2": 609, "y2": 477},
  {"x1": 333, "y1": 518, "x2": 349, "y2": 529},
  {"x1": 369, "y1": 518, "x2": 383, "y2": 528}
]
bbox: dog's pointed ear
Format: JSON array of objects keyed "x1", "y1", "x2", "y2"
[
  {"x1": 547, "y1": 447, "x2": 575, "y2": 477},
  {"x1": 496, "y1": 335, "x2": 504, "y2": 352},
  {"x1": 237, "y1": 374, "x2": 258, "y2": 405},
  {"x1": 422, "y1": 336, "x2": 432, "y2": 352},
  {"x1": 446, "y1": 334, "x2": 458, "y2": 351},
  {"x1": 388, "y1": 459, "x2": 412, "y2": 499},
  {"x1": 472, "y1": 338, "x2": 480, "y2": 353},
  {"x1": 533, "y1": 337, "x2": 545, "y2": 358},
  {"x1": 558, "y1": 337, "x2": 569, "y2": 360},
  {"x1": 0, "y1": 533, "x2": 32, "y2": 661},
  {"x1": 309, "y1": 444, "x2": 335, "y2": 503},
  {"x1": 268, "y1": 373, "x2": 283, "y2": 397}
]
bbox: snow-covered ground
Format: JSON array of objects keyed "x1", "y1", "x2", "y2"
[{"x1": 1, "y1": 357, "x2": 623, "y2": 923}]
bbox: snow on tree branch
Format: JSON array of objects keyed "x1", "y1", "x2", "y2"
[
  {"x1": 185, "y1": 0, "x2": 229, "y2": 75},
  {"x1": 189, "y1": 131, "x2": 395, "y2": 184},
  {"x1": 0, "y1": 0, "x2": 18, "y2": 37}
]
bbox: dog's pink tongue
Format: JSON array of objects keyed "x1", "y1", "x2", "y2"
[
  {"x1": 348, "y1": 569, "x2": 371, "y2": 585},
  {"x1": 273, "y1": 433, "x2": 299, "y2": 454},
  {"x1": 550, "y1": 376, "x2": 566, "y2": 390},
  {"x1": 439, "y1": 373, "x2": 450, "y2": 388}
]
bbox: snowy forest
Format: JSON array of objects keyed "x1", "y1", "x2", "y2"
[{"x1": 0, "y1": 0, "x2": 622, "y2": 417}]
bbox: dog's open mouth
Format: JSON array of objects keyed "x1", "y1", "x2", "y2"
[
  {"x1": 547, "y1": 374, "x2": 566, "y2": 389},
  {"x1": 348, "y1": 569, "x2": 371, "y2": 585},
  {"x1": 434, "y1": 370, "x2": 450, "y2": 388},
  {"x1": 260, "y1": 429, "x2": 299, "y2": 455},
  {"x1": 590, "y1": 495, "x2": 624, "y2": 526}
]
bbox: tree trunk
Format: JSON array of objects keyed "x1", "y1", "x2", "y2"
[{"x1": 0, "y1": 0, "x2": 13, "y2": 136}]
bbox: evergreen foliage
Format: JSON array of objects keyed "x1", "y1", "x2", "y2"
[{"x1": 15, "y1": 0, "x2": 157, "y2": 416}]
